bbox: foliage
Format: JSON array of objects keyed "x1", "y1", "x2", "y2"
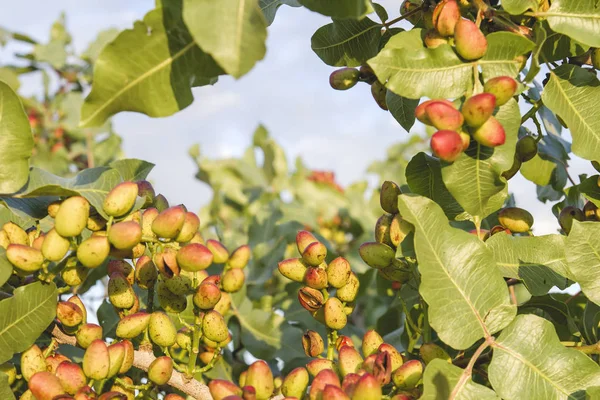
[{"x1": 1, "y1": 0, "x2": 600, "y2": 399}]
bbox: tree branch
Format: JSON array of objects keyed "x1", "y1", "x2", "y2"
[
  {"x1": 449, "y1": 337, "x2": 493, "y2": 400},
  {"x1": 51, "y1": 325, "x2": 213, "y2": 400}
]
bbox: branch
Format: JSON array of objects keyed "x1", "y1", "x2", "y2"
[
  {"x1": 51, "y1": 325, "x2": 213, "y2": 400},
  {"x1": 449, "y1": 337, "x2": 493, "y2": 400}
]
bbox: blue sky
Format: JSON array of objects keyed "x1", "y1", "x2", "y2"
[{"x1": 0, "y1": 0, "x2": 593, "y2": 235}]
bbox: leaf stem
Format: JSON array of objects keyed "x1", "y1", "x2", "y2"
[
  {"x1": 383, "y1": 4, "x2": 428, "y2": 29},
  {"x1": 188, "y1": 323, "x2": 202, "y2": 377},
  {"x1": 520, "y1": 100, "x2": 543, "y2": 124},
  {"x1": 449, "y1": 337, "x2": 493, "y2": 400},
  {"x1": 567, "y1": 342, "x2": 600, "y2": 355}
]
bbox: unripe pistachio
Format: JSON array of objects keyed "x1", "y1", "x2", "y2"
[
  {"x1": 296, "y1": 230, "x2": 318, "y2": 254},
  {"x1": 336, "y1": 272, "x2": 360, "y2": 302},
  {"x1": 306, "y1": 358, "x2": 335, "y2": 377},
  {"x1": 591, "y1": 48, "x2": 600, "y2": 69},
  {"x1": 278, "y1": 258, "x2": 308, "y2": 282},
  {"x1": 54, "y1": 362, "x2": 86, "y2": 395},
  {"x1": 222, "y1": 268, "x2": 245, "y2": 293},
  {"x1": 154, "y1": 248, "x2": 180, "y2": 278},
  {"x1": 141, "y1": 207, "x2": 159, "y2": 239},
  {"x1": 194, "y1": 282, "x2": 222, "y2": 310},
  {"x1": 329, "y1": 68, "x2": 360, "y2": 91},
  {"x1": 302, "y1": 330, "x2": 324, "y2": 357},
  {"x1": 165, "y1": 395, "x2": 186, "y2": 400},
  {"x1": 28, "y1": 371, "x2": 65, "y2": 400},
  {"x1": 419, "y1": 343, "x2": 451, "y2": 365},
  {"x1": 215, "y1": 292, "x2": 232, "y2": 315},
  {"x1": 433, "y1": 0, "x2": 460, "y2": 36},
  {"x1": 116, "y1": 312, "x2": 150, "y2": 339},
  {"x1": 336, "y1": 335, "x2": 354, "y2": 351},
  {"x1": 246, "y1": 360, "x2": 274, "y2": 400},
  {"x1": 309, "y1": 369, "x2": 340, "y2": 400},
  {"x1": 188, "y1": 231, "x2": 206, "y2": 244},
  {"x1": 559, "y1": 206, "x2": 585, "y2": 234},
  {"x1": 136, "y1": 180, "x2": 155, "y2": 207},
  {"x1": 175, "y1": 327, "x2": 192, "y2": 350},
  {"x1": 176, "y1": 243, "x2": 214, "y2": 272},
  {"x1": 228, "y1": 245, "x2": 251, "y2": 268},
  {"x1": 202, "y1": 310, "x2": 229, "y2": 343},
  {"x1": 107, "y1": 260, "x2": 134, "y2": 284},
  {"x1": 392, "y1": 359, "x2": 423, "y2": 389},
  {"x1": 459, "y1": 130, "x2": 471, "y2": 151},
  {"x1": 461, "y1": 93, "x2": 496, "y2": 128},
  {"x1": 6, "y1": 244, "x2": 44, "y2": 272},
  {"x1": 371, "y1": 80, "x2": 388, "y2": 111},
  {"x1": 431, "y1": 130, "x2": 464, "y2": 162},
  {"x1": 380, "y1": 181, "x2": 401, "y2": 214},
  {"x1": 351, "y1": 373, "x2": 382, "y2": 400},
  {"x1": 324, "y1": 297, "x2": 347, "y2": 330},
  {"x1": 209, "y1": 379, "x2": 243, "y2": 400},
  {"x1": 454, "y1": 18, "x2": 487, "y2": 60},
  {"x1": 0, "y1": 230, "x2": 8, "y2": 249},
  {"x1": 378, "y1": 343, "x2": 404, "y2": 371},
  {"x1": 304, "y1": 266, "x2": 328, "y2": 289},
  {"x1": 390, "y1": 215, "x2": 413, "y2": 247},
  {"x1": 164, "y1": 274, "x2": 193, "y2": 295},
  {"x1": 0, "y1": 362, "x2": 16, "y2": 385},
  {"x1": 472, "y1": 116, "x2": 506, "y2": 147},
  {"x1": 341, "y1": 373, "x2": 361, "y2": 397},
  {"x1": 584, "y1": 201, "x2": 599, "y2": 221},
  {"x1": 106, "y1": 341, "x2": 126, "y2": 378},
  {"x1": 302, "y1": 241, "x2": 327, "y2": 267},
  {"x1": 322, "y1": 385, "x2": 350, "y2": 400},
  {"x1": 415, "y1": 99, "x2": 456, "y2": 125},
  {"x1": 298, "y1": 286, "x2": 325, "y2": 312},
  {"x1": 484, "y1": 76, "x2": 517, "y2": 106},
  {"x1": 146, "y1": 356, "x2": 173, "y2": 386},
  {"x1": 326, "y1": 257, "x2": 351, "y2": 288},
  {"x1": 498, "y1": 207, "x2": 534, "y2": 233},
  {"x1": 119, "y1": 340, "x2": 134, "y2": 374},
  {"x1": 242, "y1": 385, "x2": 256, "y2": 400},
  {"x1": 76, "y1": 323, "x2": 103, "y2": 349},
  {"x1": 57, "y1": 301, "x2": 84, "y2": 327},
  {"x1": 62, "y1": 264, "x2": 88, "y2": 286},
  {"x1": 199, "y1": 350, "x2": 218, "y2": 365},
  {"x1": 134, "y1": 256, "x2": 157, "y2": 289},
  {"x1": 156, "y1": 281, "x2": 187, "y2": 313},
  {"x1": 1, "y1": 223, "x2": 28, "y2": 246},
  {"x1": 516, "y1": 135, "x2": 538, "y2": 162},
  {"x1": 42, "y1": 228, "x2": 71, "y2": 261},
  {"x1": 400, "y1": 0, "x2": 424, "y2": 25},
  {"x1": 77, "y1": 236, "x2": 110, "y2": 268},
  {"x1": 55, "y1": 196, "x2": 90, "y2": 237},
  {"x1": 110, "y1": 376, "x2": 135, "y2": 400},
  {"x1": 359, "y1": 242, "x2": 394, "y2": 269},
  {"x1": 74, "y1": 385, "x2": 96, "y2": 400},
  {"x1": 151, "y1": 205, "x2": 186, "y2": 239},
  {"x1": 379, "y1": 260, "x2": 411, "y2": 283},
  {"x1": 83, "y1": 339, "x2": 110, "y2": 380},
  {"x1": 282, "y1": 367, "x2": 309, "y2": 399},
  {"x1": 424, "y1": 29, "x2": 448, "y2": 48},
  {"x1": 86, "y1": 213, "x2": 107, "y2": 232},
  {"x1": 206, "y1": 239, "x2": 229, "y2": 264},
  {"x1": 373, "y1": 351, "x2": 392, "y2": 385},
  {"x1": 108, "y1": 273, "x2": 136, "y2": 309},
  {"x1": 47, "y1": 200, "x2": 61, "y2": 218},
  {"x1": 44, "y1": 353, "x2": 69, "y2": 374},
  {"x1": 175, "y1": 212, "x2": 200, "y2": 243},
  {"x1": 339, "y1": 346, "x2": 363, "y2": 376},
  {"x1": 149, "y1": 311, "x2": 177, "y2": 347},
  {"x1": 375, "y1": 214, "x2": 394, "y2": 246},
  {"x1": 490, "y1": 225, "x2": 511, "y2": 236},
  {"x1": 103, "y1": 182, "x2": 138, "y2": 217},
  {"x1": 108, "y1": 221, "x2": 142, "y2": 250},
  {"x1": 362, "y1": 330, "x2": 384, "y2": 358},
  {"x1": 425, "y1": 102, "x2": 464, "y2": 131},
  {"x1": 21, "y1": 345, "x2": 46, "y2": 381}
]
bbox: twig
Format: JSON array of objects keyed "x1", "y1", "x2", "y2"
[
  {"x1": 51, "y1": 325, "x2": 213, "y2": 400},
  {"x1": 383, "y1": 4, "x2": 428, "y2": 28},
  {"x1": 449, "y1": 338, "x2": 493, "y2": 400}
]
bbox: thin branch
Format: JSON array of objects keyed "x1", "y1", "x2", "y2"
[
  {"x1": 449, "y1": 338, "x2": 493, "y2": 400},
  {"x1": 383, "y1": 4, "x2": 428, "y2": 28},
  {"x1": 51, "y1": 325, "x2": 213, "y2": 400}
]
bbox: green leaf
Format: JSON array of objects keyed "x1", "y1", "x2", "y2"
[
  {"x1": 368, "y1": 31, "x2": 534, "y2": 99},
  {"x1": 486, "y1": 234, "x2": 570, "y2": 296},
  {"x1": 520, "y1": 154, "x2": 557, "y2": 186},
  {"x1": 541, "y1": 0, "x2": 600, "y2": 48},
  {"x1": 253, "y1": 125, "x2": 288, "y2": 190},
  {"x1": 0, "y1": 68, "x2": 20, "y2": 91},
  {"x1": 502, "y1": 0, "x2": 538, "y2": 14},
  {"x1": 542, "y1": 64, "x2": 600, "y2": 162},
  {"x1": 260, "y1": 0, "x2": 301, "y2": 25},
  {"x1": 565, "y1": 221, "x2": 600, "y2": 306},
  {"x1": 298, "y1": 0, "x2": 371, "y2": 18},
  {"x1": 229, "y1": 290, "x2": 305, "y2": 362},
  {"x1": 0, "y1": 371, "x2": 15, "y2": 400},
  {"x1": 442, "y1": 99, "x2": 521, "y2": 221},
  {"x1": 397, "y1": 194, "x2": 516, "y2": 349},
  {"x1": 81, "y1": 28, "x2": 120, "y2": 63},
  {"x1": 109, "y1": 159, "x2": 155, "y2": 182},
  {"x1": 0, "y1": 81, "x2": 33, "y2": 194},
  {"x1": 405, "y1": 152, "x2": 465, "y2": 220},
  {"x1": 81, "y1": 6, "x2": 223, "y2": 127},
  {"x1": 0, "y1": 248, "x2": 12, "y2": 287},
  {"x1": 421, "y1": 359, "x2": 499, "y2": 399},
  {"x1": 386, "y1": 91, "x2": 418, "y2": 132},
  {"x1": 16, "y1": 167, "x2": 123, "y2": 220},
  {"x1": 579, "y1": 175, "x2": 600, "y2": 207},
  {"x1": 489, "y1": 314, "x2": 600, "y2": 399},
  {"x1": 33, "y1": 40, "x2": 67, "y2": 69},
  {"x1": 0, "y1": 281, "x2": 57, "y2": 363},
  {"x1": 183, "y1": 0, "x2": 267, "y2": 78},
  {"x1": 311, "y1": 17, "x2": 382, "y2": 67}
]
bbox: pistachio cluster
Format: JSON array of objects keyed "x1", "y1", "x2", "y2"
[{"x1": 2, "y1": 179, "x2": 250, "y2": 399}]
